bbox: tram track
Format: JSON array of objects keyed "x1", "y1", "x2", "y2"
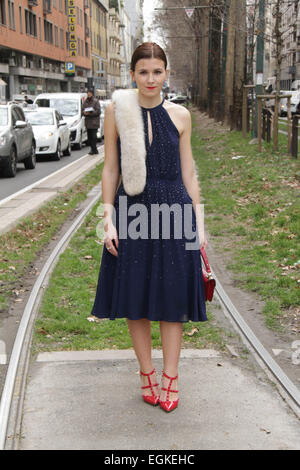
[{"x1": 0, "y1": 186, "x2": 299, "y2": 449}]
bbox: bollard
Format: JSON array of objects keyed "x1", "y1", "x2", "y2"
[{"x1": 291, "y1": 115, "x2": 299, "y2": 158}]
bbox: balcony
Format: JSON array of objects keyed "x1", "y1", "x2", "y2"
[
  {"x1": 28, "y1": 0, "x2": 38, "y2": 6},
  {"x1": 110, "y1": 51, "x2": 125, "y2": 64}
]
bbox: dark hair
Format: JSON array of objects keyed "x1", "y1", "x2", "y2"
[{"x1": 130, "y1": 42, "x2": 167, "y2": 72}]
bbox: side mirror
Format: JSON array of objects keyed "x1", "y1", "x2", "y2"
[
  {"x1": 58, "y1": 120, "x2": 67, "y2": 127},
  {"x1": 15, "y1": 120, "x2": 27, "y2": 128}
]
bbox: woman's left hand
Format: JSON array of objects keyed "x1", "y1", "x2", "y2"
[{"x1": 199, "y1": 232, "x2": 208, "y2": 250}]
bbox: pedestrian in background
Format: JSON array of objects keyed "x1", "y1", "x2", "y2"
[
  {"x1": 24, "y1": 95, "x2": 33, "y2": 104},
  {"x1": 82, "y1": 88, "x2": 100, "y2": 155}
]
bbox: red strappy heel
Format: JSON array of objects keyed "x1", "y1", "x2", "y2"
[
  {"x1": 139, "y1": 368, "x2": 160, "y2": 406},
  {"x1": 159, "y1": 371, "x2": 179, "y2": 412}
]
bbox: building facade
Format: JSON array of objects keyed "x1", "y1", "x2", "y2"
[
  {"x1": 0, "y1": 0, "x2": 91, "y2": 99},
  {"x1": 247, "y1": 0, "x2": 300, "y2": 90},
  {"x1": 90, "y1": 0, "x2": 108, "y2": 98},
  {"x1": 107, "y1": 6, "x2": 124, "y2": 94}
]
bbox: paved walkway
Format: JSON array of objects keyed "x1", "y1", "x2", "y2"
[{"x1": 18, "y1": 349, "x2": 300, "y2": 450}]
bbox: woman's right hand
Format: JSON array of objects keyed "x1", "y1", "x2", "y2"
[{"x1": 104, "y1": 220, "x2": 119, "y2": 257}]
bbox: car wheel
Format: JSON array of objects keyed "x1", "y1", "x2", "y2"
[
  {"x1": 63, "y1": 139, "x2": 72, "y2": 156},
  {"x1": 74, "y1": 132, "x2": 82, "y2": 150},
  {"x1": 53, "y1": 140, "x2": 62, "y2": 161},
  {"x1": 24, "y1": 141, "x2": 36, "y2": 169},
  {"x1": 3, "y1": 146, "x2": 17, "y2": 178}
]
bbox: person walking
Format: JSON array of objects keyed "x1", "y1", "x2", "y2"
[
  {"x1": 24, "y1": 95, "x2": 33, "y2": 104},
  {"x1": 83, "y1": 88, "x2": 100, "y2": 155},
  {"x1": 90, "y1": 42, "x2": 208, "y2": 413}
]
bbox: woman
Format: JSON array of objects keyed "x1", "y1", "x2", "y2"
[{"x1": 90, "y1": 42, "x2": 208, "y2": 412}]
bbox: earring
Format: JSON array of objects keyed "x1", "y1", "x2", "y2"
[
  {"x1": 163, "y1": 80, "x2": 167, "y2": 88},
  {"x1": 132, "y1": 80, "x2": 137, "y2": 88}
]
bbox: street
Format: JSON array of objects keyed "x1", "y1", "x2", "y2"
[{"x1": 0, "y1": 142, "x2": 103, "y2": 203}]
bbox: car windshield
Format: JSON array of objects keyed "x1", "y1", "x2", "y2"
[
  {"x1": 26, "y1": 112, "x2": 54, "y2": 125},
  {"x1": 0, "y1": 108, "x2": 8, "y2": 126},
  {"x1": 36, "y1": 98, "x2": 79, "y2": 116}
]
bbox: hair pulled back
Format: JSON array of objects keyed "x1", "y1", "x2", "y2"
[{"x1": 130, "y1": 42, "x2": 167, "y2": 72}]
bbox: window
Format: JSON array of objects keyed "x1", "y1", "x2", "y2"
[
  {"x1": 0, "y1": 0, "x2": 6, "y2": 25},
  {"x1": 60, "y1": 28, "x2": 64, "y2": 48},
  {"x1": 44, "y1": 19, "x2": 53, "y2": 43},
  {"x1": 15, "y1": 106, "x2": 25, "y2": 121},
  {"x1": 85, "y1": 41, "x2": 89, "y2": 57},
  {"x1": 8, "y1": 0, "x2": 15, "y2": 30},
  {"x1": 19, "y1": 5, "x2": 22, "y2": 33},
  {"x1": 77, "y1": 37, "x2": 80, "y2": 55},
  {"x1": 53, "y1": 0, "x2": 56, "y2": 8},
  {"x1": 55, "y1": 25, "x2": 58, "y2": 46},
  {"x1": 59, "y1": 0, "x2": 62, "y2": 12},
  {"x1": 39, "y1": 16, "x2": 41, "y2": 40},
  {"x1": 25, "y1": 10, "x2": 37, "y2": 37},
  {"x1": 11, "y1": 108, "x2": 19, "y2": 126}
]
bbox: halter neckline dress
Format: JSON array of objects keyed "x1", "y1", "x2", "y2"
[{"x1": 90, "y1": 96, "x2": 207, "y2": 323}]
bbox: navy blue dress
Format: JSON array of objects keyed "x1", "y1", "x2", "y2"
[{"x1": 90, "y1": 97, "x2": 207, "y2": 323}]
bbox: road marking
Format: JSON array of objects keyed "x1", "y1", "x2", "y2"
[{"x1": 272, "y1": 349, "x2": 283, "y2": 356}]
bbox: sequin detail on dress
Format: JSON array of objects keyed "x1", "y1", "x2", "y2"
[{"x1": 90, "y1": 97, "x2": 207, "y2": 322}]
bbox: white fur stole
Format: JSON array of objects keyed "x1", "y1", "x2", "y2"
[{"x1": 111, "y1": 88, "x2": 146, "y2": 196}]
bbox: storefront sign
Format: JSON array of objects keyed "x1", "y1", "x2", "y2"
[{"x1": 68, "y1": 0, "x2": 76, "y2": 57}]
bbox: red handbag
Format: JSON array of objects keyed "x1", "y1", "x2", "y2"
[{"x1": 200, "y1": 247, "x2": 216, "y2": 302}]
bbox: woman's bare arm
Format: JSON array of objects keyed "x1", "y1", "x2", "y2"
[
  {"x1": 178, "y1": 107, "x2": 207, "y2": 248},
  {"x1": 101, "y1": 102, "x2": 120, "y2": 256},
  {"x1": 102, "y1": 102, "x2": 120, "y2": 221}
]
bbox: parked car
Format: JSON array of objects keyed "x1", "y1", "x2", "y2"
[
  {"x1": 24, "y1": 107, "x2": 71, "y2": 160},
  {"x1": 265, "y1": 90, "x2": 293, "y2": 115},
  {"x1": 290, "y1": 91, "x2": 300, "y2": 115},
  {"x1": 169, "y1": 94, "x2": 188, "y2": 105},
  {"x1": 34, "y1": 92, "x2": 87, "y2": 149},
  {"x1": 0, "y1": 103, "x2": 36, "y2": 177},
  {"x1": 279, "y1": 91, "x2": 294, "y2": 116}
]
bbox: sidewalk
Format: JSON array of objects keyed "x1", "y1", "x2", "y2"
[
  {"x1": 17, "y1": 349, "x2": 300, "y2": 450},
  {"x1": 0, "y1": 148, "x2": 104, "y2": 235}
]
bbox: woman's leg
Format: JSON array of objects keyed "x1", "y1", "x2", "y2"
[
  {"x1": 159, "y1": 321, "x2": 183, "y2": 401},
  {"x1": 127, "y1": 318, "x2": 159, "y2": 396}
]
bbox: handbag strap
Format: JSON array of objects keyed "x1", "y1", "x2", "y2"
[{"x1": 200, "y1": 247, "x2": 212, "y2": 274}]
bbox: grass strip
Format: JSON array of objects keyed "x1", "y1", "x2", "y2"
[
  {"x1": 192, "y1": 115, "x2": 300, "y2": 332},
  {"x1": 0, "y1": 161, "x2": 103, "y2": 314}
]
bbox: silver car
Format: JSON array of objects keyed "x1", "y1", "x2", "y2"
[{"x1": 0, "y1": 103, "x2": 36, "y2": 177}]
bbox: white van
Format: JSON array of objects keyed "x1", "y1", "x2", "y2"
[{"x1": 34, "y1": 92, "x2": 87, "y2": 149}]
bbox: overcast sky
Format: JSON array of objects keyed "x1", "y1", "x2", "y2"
[{"x1": 143, "y1": 0, "x2": 163, "y2": 44}]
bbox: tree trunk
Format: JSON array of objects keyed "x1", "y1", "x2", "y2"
[
  {"x1": 224, "y1": 0, "x2": 237, "y2": 127},
  {"x1": 233, "y1": 0, "x2": 246, "y2": 130}
]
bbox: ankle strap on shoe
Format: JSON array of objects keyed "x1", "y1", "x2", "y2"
[
  {"x1": 140, "y1": 368, "x2": 156, "y2": 377},
  {"x1": 162, "y1": 371, "x2": 178, "y2": 380}
]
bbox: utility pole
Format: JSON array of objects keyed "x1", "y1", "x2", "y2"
[
  {"x1": 253, "y1": 0, "x2": 265, "y2": 138},
  {"x1": 118, "y1": 0, "x2": 129, "y2": 88}
]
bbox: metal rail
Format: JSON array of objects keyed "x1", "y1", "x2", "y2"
[
  {"x1": 211, "y1": 267, "x2": 300, "y2": 409},
  {"x1": 0, "y1": 188, "x2": 102, "y2": 450}
]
